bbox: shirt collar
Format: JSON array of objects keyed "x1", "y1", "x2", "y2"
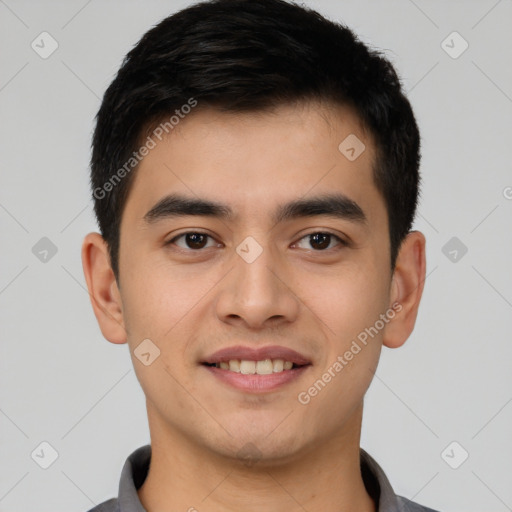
[{"x1": 116, "y1": 444, "x2": 401, "y2": 512}]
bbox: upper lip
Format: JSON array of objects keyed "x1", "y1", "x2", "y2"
[{"x1": 202, "y1": 345, "x2": 311, "y2": 366}]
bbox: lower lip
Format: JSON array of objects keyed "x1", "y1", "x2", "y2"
[{"x1": 203, "y1": 365, "x2": 310, "y2": 392}]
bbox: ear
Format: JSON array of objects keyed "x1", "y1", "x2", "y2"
[
  {"x1": 81, "y1": 232, "x2": 127, "y2": 344},
  {"x1": 383, "y1": 230, "x2": 426, "y2": 349}
]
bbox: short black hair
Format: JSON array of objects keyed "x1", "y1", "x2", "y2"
[{"x1": 90, "y1": 0, "x2": 421, "y2": 283}]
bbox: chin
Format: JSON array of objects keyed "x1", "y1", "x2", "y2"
[{"x1": 204, "y1": 418, "x2": 310, "y2": 466}]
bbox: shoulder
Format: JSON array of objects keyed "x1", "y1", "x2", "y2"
[
  {"x1": 397, "y1": 495, "x2": 441, "y2": 512},
  {"x1": 85, "y1": 497, "x2": 119, "y2": 512}
]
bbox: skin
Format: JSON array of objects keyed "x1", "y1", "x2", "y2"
[{"x1": 82, "y1": 100, "x2": 426, "y2": 512}]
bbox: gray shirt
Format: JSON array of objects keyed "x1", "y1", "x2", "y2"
[{"x1": 86, "y1": 445, "x2": 440, "y2": 512}]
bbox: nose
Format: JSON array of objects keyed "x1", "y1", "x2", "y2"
[{"x1": 214, "y1": 241, "x2": 300, "y2": 331}]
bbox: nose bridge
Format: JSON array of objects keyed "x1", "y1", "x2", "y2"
[
  {"x1": 214, "y1": 236, "x2": 299, "y2": 327},
  {"x1": 237, "y1": 242, "x2": 277, "y2": 296}
]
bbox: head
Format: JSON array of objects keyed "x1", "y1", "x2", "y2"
[{"x1": 83, "y1": 0, "x2": 425, "y2": 465}]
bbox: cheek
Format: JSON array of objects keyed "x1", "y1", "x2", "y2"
[
  {"x1": 120, "y1": 271, "x2": 200, "y2": 406},
  {"x1": 293, "y1": 259, "x2": 390, "y2": 406},
  {"x1": 297, "y1": 261, "x2": 390, "y2": 342},
  {"x1": 120, "y1": 257, "x2": 222, "y2": 352}
]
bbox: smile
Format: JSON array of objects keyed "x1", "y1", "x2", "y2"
[
  {"x1": 206, "y1": 358, "x2": 296, "y2": 374},
  {"x1": 201, "y1": 345, "x2": 312, "y2": 392}
]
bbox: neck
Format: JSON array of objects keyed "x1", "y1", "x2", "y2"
[{"x1": 138, "y1": 402, "x2": 376, "y2": 512}]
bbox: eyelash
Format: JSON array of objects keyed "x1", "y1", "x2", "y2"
[{"x1": 165, "y1": 231, "x2": 348, "y2": 252}]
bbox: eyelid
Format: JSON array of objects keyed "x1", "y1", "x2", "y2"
[
  {"x1": 165, "y1": 229, "x2": 349, "y2": 251},
  {"x1": 165, "y1": 230, "x2": 222, "y2": 248},
  {"x1": 292, "y1": 230, "x2": 348, "y2": 250}
]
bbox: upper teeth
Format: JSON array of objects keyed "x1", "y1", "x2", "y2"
[{"x1": 216, "y1": 359, "x2": 294, "y2": 374}]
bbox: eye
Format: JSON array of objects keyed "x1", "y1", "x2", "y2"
[
  {"x1": 167, "y1": 232, "x2": 220, "y2": 250},
  {"x1": 293, "y1": 232, "x2": 345, "y2": 251}
]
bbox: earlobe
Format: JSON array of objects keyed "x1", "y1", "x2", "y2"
[
  {"x1": 81, "y1": 232, "x2": 127, "y2": 344},
  {"x1": 383, "y1": 231, "x2": 426, "y2": 349}
]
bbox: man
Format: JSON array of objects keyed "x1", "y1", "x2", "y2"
[{"x1": 82, "y1": 0, "x2": 437, "y2": 510}]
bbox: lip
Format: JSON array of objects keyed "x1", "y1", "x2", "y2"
[
  {"x1": 201, "y1": 345, "x2": 312, "y2": 393},
  {"x1": 203, "y1": 364, "x2": 310, "y2": 392},
  {"x1": 202, "y1": 345, "x2": 311, "y2": 365}
]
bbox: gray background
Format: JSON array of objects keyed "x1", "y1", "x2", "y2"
[{"x1": 1, "y1": 1, "x2": 511, "y2": 511}]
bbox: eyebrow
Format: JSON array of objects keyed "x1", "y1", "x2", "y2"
[{"x1": 143, "y1": 192, "x2": 367, "y2": 226}]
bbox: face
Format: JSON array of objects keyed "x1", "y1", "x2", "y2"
[{"x1": 110, "y1": 101, "x2": 397, "y2": 462}]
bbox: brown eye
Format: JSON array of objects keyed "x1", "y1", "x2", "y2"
[
  {"x1": 168, "y1": 232, "x2": 216, "y2": 250},
  {"x1": 294, "y1": 232, "x2": 344, "y2": 251},
  {"x1": 309, "y1": 233, "x2": 331, "y2": 250},
  {"x1": 185, "y1": 233, "x2": 208, "y2": 249}
]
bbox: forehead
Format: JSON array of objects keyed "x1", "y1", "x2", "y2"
[{"x1": 122, "y1": 101, "x2": 383, "y2": 227}]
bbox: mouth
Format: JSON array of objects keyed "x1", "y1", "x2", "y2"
[
  {"x1": 203, "y1": 358, "x2": 302, "y2": 374},
  {"x1": 201, "y1": 345, "x2": 312, "y2": 392}
]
